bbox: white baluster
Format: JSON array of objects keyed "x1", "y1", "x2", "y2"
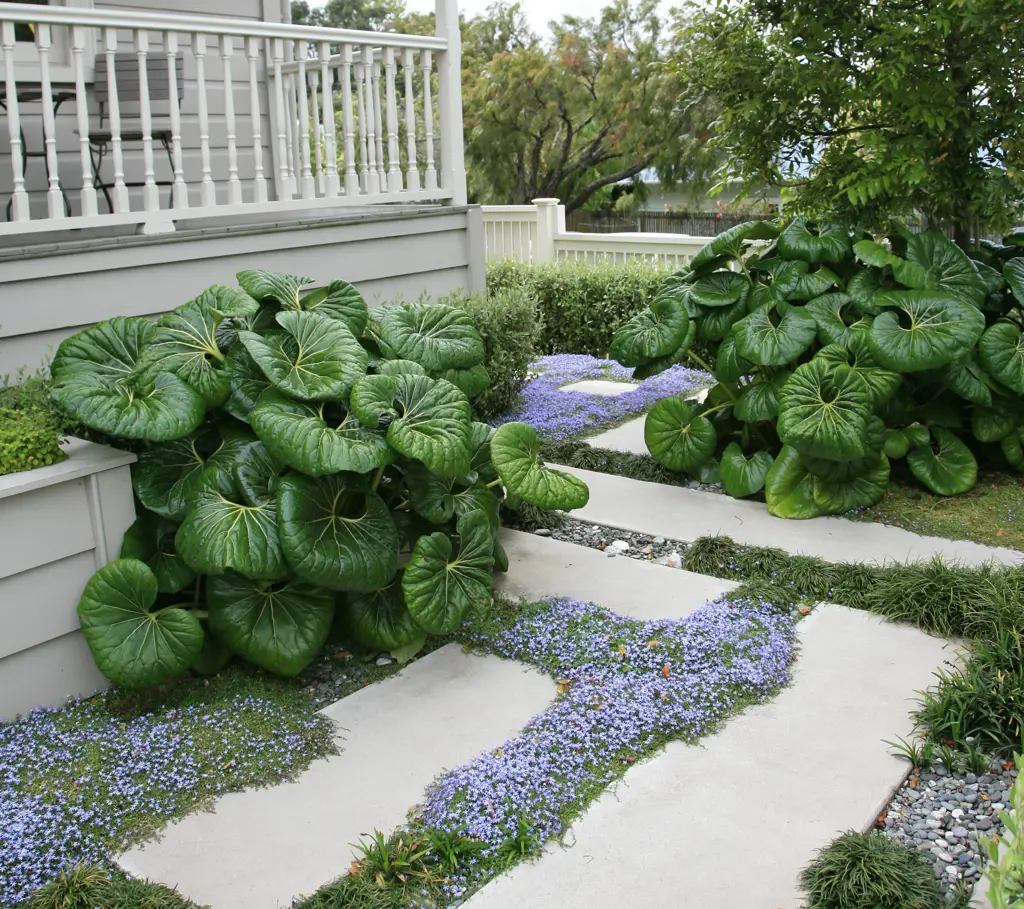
[
  {"x1": 403, "y1": 49, "x2": 419, "y2": 192},
  {"x1": 102, "y1": 29, "x2": 129, "y2": 212},
  {"x1": 1, "y1": 22, "x2": 28, "y2": 220},
  {"x1": 309, "y1": 67, "x2": 322, "y2": 194},
  {"x1": 164, "y1": 32, "x2": 187, "y2": 209},
  {"x1": 247, "y1": 37, "x2": 268, "y2": 203},
  {"x1": 384, "y1": 48, "x2": 402, "y2": 193},
  {"x1": 371, "y1": 57, "x2": 386, "y2": 189},
  {"x1": 35, "y1": 25, "x2": 64, "y2": 219},
  {"x1": 271, "y1": 38, "x2": 292, "y2": 198},
  {"x1": 135, "y1": 30, "x2": 159, "y2": 211},
  {"x1": 421, "y1": 49, "x2": 437, "y2": 191},
  {"x1": 295, "y1": 48, "x2": 314, "y2": 198},
  {"x1": 320, "y1": 41, "x2": 339, "y2": 197},
  {"x1": 194, "y1": 33, "x2": 216, "y2": 207},
  {"x1": 72, "y1": 26, "x2": 98, "y2": 217},
  {"x1": 360, "y1": 47, "x2": 379, "y2": 195},
  {"x1": 340, "y1": 45, "x2": 359, "y2": 197},
  {"x1": 284, "y1": 70, "x2": 297, "y2": 186},
  {"x1": 220, "y1": 35, "x2": 242, "y2": 206}
]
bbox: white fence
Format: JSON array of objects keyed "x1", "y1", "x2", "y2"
[
  {"x1": 481, "y1": 198, "x2": 713, "y2": 267},
  {"x1": 0, "y1": 0, "x2": 465, "y2": 237}
]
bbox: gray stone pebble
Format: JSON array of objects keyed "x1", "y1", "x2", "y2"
[
  {"x1": 879, "y1": 761, "x2": 1017, "y2": 895},
  {"x1": 548, "y1": 518, "x2": 690, "y2": 568}
]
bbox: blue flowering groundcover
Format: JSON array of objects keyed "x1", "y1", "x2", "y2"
[
  {"x1": 492, "y1": 354, "x2": 711, "y2": 441},
  {"x1": 0, "y1": 683, "x2": 333, "y2": 907},
  {"x1": 414, "y1": 594, "x2": 795, "y2": 904}
]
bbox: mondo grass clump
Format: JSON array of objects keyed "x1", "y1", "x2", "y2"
[{"x1": 801, "y1": 831, "x2": 943, "y2": 909}]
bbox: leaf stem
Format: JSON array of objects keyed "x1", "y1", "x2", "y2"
[
  {"x1": 486, "y1": 478, "x2": 504, "y2": 488},
  {"x1": 370, "y1": 465, "x2": 385, "y2": 491},
  {"x1": 192, "y1": 575, "x2": 202, "y2": 606},
  {"x1": 699, "y1": 401, "x2": 734, "y2": 419},
  {"x1": 686, "y1": 351, "x2": 716, "y2": 377}
]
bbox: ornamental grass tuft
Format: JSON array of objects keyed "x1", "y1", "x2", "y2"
[{"x1": 800, "y1": 831, "x2": 943, "y2": 909}]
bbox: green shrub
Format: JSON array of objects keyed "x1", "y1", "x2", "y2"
[
  {"x1": 440, "y1": 284, "x2": 542, "y2": 419},
  {"x1": 982, "y1": 751, "x2": 1024, "y2": 907},
  {"x1": 50, "y1": 274, "x2": 589, "y2": 689},
  {"x1": 800, "y1": 831, "x2": 942, "y2": 909},
  {"x1": 487, "y1": 259, "x2": 667, "y2": 356},
  {"x1": 607, "y1": 218, "x2": 1024, "y2": 516},
  {"x1": 0, "y1": 375, "x2": 65, "y2": 477}
]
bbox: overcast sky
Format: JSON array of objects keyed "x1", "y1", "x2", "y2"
[{"x1": 404, "y1": 0, "x2": 612, "y2": 34}]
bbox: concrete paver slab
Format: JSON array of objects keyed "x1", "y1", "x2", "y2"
[
  {"x1": 496, "y1": 529, "x2": 734, "y2": 619},
  {"x1": 465, "y1": 605, "x2": 953, "y2": 909},
  {"x1": 117, "y1": 645, "x2": 555, "y2": 909},
  {"x1": 557, "y1": 465, "x2": 1022, "y2": 567},
  {"x1": 558, "y1": 379, "x2": 637, "y2": 396},
  {"x1": 583, "y1": 416, "x2": 647, "y2": 455}
]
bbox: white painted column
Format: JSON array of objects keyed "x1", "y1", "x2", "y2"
[
  {"x1": 220, "y1": 35, "x2": 243, "y2": 206},
  {"x1": 340, "y1": 44, "x2": 359, "y2": 197},
  {"x1": 194, "y1": 33, "x2": 217, "y2": 207},
  {"x1": 384, "y1": 47, "x2": 402, "y2": 193},
  {"x1": 402, "y1": 48, "x2": 419, "y2": 192},
  {"x1": 71, "y1": 25, "x2": 98, "y2": 218},
  {"x1": 35, "y1": 24, "x2": 65, "y2": 219},
  {"x1": 134, "y1": 29, "x2": 160, "y2": 212},
  {"x1": 421, "y1": 49, "x2": 437, "y2": 192},
  {"x1": 103, "y1": 27, "x2": 129, "y2": 213},
  {"x1": 533, "y1": 198, "x2": 561, "y2": 263},
  {"x1": 434, "y1": 0, "x2": 467, "y2": 205},
  {"x1": 320, "y1": 42, "x2": 340, "y2": 198},
  {"x1": 246, "y1": 37, "x2": 268, "y2": 203},
  {"x1": 164, "y1": 32, "x2": 188, "y2": 210}
]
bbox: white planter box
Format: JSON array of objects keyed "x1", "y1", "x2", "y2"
[{"x1": 0, "y1": 438, "x2": 136, "y2": 721}]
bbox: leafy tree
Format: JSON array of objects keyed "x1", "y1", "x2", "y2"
[
  {"x1": 676, "y1": 0, "x2": 1024, "y2": 246},
  {"x1": 462, "y1": 0, "x2": 712, "y2": 212},
  {"x1": 291, "y1": 0, "x2": 404, "y2": 31}
]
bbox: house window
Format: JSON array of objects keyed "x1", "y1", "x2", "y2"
[
  {"x1": 13, "y1": 2, "x2": 48, "y2": 44},
  {"x1": 9, "y1": 0, "x2": 96, "y2": 84}
]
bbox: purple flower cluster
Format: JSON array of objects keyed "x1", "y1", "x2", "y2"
[
  {"x1": 0, "y1": 693, "x2": 330, "y2": 906},
  {"x1": 492, "y1": 354, "x2": 711, "y2": 441},
  {"x1": 421, "y1": 597, "x2": 794, "y2": 897}
]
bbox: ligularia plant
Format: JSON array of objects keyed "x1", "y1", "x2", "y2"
[
  {"x1": 610, "y1": 220, "x2": 1024, "y2": 517},
  {"x1": 51, "y1": 272, "x2": 589, "y2": 688}
]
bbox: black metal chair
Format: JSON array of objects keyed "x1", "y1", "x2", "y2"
[{"x1": 88, "y1": 52, "x2": 184, "y2": 212}]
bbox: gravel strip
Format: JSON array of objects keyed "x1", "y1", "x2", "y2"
[
  {"x1": 879, "y1": 761, "x2": 1016, "y2": 890},
  {"x1": 540, "y1": 518, "x2": 692, "y2": 569}
]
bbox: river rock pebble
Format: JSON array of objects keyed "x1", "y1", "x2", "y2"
[
  {"x1": 878, "y1": 760, "x2": 1017, "y2": 894},
  {"x1": 548, "y1": 519, "x2": 690, "y2": 567}
]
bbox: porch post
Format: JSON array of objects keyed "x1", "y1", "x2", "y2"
[
  {"x1": 532, "y1": 198, "x2": 561, "y2": 263},
  {"x1": 435, "y1": 0, "x2": 467, "y2": 206}
]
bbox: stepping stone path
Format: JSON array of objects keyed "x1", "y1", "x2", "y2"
[
  {"x1": 583, "y1": 415, "x2": 648, "y2": 455},
  {"x1": 119, "y1": 470, "x2": 1018, "y2": 908},
  {"x1": 558, "y1": 379, "x2": 640, "y2": 396}
]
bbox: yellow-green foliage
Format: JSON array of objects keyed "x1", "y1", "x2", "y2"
[{"x1": 0, "y1": 405, "x2": 64, "y2": 477}]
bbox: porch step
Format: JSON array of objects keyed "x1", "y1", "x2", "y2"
[
  {"x1": 554, "y1": 465, "x2": 1023, "y2": 567},
  {"x1": 464, "y1": 603, "x2": 954, "y2": 909}
]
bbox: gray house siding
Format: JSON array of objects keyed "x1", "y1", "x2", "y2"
[
  {"x1": 0, "y1": 205, "x2": 485, "y2": 375},
  {"x1": 0, "y1": 0, "x2": 284, "y2": 217}
]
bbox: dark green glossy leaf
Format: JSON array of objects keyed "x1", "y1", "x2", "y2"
[
  {"x1": 644, "y1": 397, "x2": 717, "y2": 471},
  {"x1": 688, "y1": 220, "x2": 779, "y2": 269},
  {"x1": 299, "y1": 279, "x2": 369, "y2": 335},
  {"x1": 719, "y1": 443, "x2": 772, "y2": 498},
  {"x1": 813, "y1": 455, "x2": 890, "y2": 513},
  {"x1": 373, "y1": 303, "x2": 485, "y2": 370},
  {"x1": 883, "y1": 429, "x2": 910, "y2": 460},
  {"x1": 979, "y1": 321, "x2": 1024, "y2": 394},
  {"x1": 972, "y1": 404, "x2": 1018, "y2": 443},
  {"x1": 236, "y1": 270, "x2": 313, "y2": 309},
  {"x1": 50, "y1": 316, "x2": 154, "y2": 384},
  {"x1": 900, "y1": 230, "x2": 986, "y2": 307},
  {"x1": 119, "y1": 512, "x2": 195, "y2": 595},
  {"x1": 868, "y1": 291, "x2": 985, "y2": 372},
  {"x1": 907, "y1": 428, "x2": 977, "y2": 496},
  {"x1": 1001, "y1": 428, "x2": 1024, "y2": 470},
  {"x1": 609, "y1": 296, "x2": 689, "y2": 367},
  {"x1": 222, "y1": 345, "x2": 271, "y2": 423},
  {"x1": 814, "y1": 339, "x2": 900, "y2": 406},
  {"x1": 732, "y1": 302, "x2": 817, "y2": 366},
  {"x1": 697, "y1": 298, "x2": 747, "y2": 342},
  {"x1": 805, "y1": 292, "x2": 870, "y2": 347},
  {"x1": 764, "y1": 445, "x2": 823, "y2": 519},
  {"x1": 141, "y1": 302, "x2": 231, "y2": 408},
  {"x1": 715, "y1": 335, "x2": 753, "y2": 384},
  {"x1": 734, "y1": 379, "x2": 780, "y2": 423},
  {"x1": 778, "y1": 217, "x2": 852, "y2": 263},
  {"x1": 689, "y1": 272, "x2": 750, "y2": 308},
  {"x1": 490, "y1": 421, "x2": 589, "y2": 509},
  {"x1": 437, "y1": 364, "x2": 490, "y2": 397},
  {"x1": 347, "y1": 581, "x2": 422, "y2": 651}
]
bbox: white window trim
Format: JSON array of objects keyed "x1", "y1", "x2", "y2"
[{"x1": 13, "y1": 0, "x2": 96, "y2": 86}]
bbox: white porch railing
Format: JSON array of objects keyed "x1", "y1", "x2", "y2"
[
  {"x1": 0, "y1": 0, "x2": 465, "y2": 236},
  {"x1": 481, "y1": 198, "x2": 713, "y2": 267}
]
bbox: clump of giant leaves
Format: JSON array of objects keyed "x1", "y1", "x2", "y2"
[
  {"x1": 610, "y1": 220, "x2": 1024, "y2": 518},
  {"x1": 50, "y1": 272, "x2": 588, "y2": 688}
]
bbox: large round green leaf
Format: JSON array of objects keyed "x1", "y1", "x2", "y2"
[
  {"x1": 972, "y1": 404, "x2": 1018, "y2": 443},
  {"x1": 402, "y1": 511, "x2": 493, "y2": 635},
  {"x1": 750, "y1": 257, "x2": 806, "y2": 297},
  {"x1": 175, "y1": 490, "x2": 287, "y2": 580},
  {"x1": 868, "y1": 291, "x2": 985, "y2": 372},
  {"x1": 78, "y1": 559, "x2": 203, "y2": 688},
  {"x1": 377, "y1": 359, "x2": 428, "y2": 377},
  {"x1": 1001, "y1": 428, "x2": 1024, "y2": 471},
  {"x1": 688, "y1": 220, "x2": 779, "y2": 269},
  {"x1": 787, "y1": 265, "x2": 840, "y2": 301},
  {"x1": 222, "y1": 345, "x2": 272, "y2": 423},
  {"x1": 764, "y1": 446, "x2": 823, "y2": 519},
  {"x1": 813, "y1": 455, "x2": 890, "y2": 513},
  {"x1": 805, "y1": 292, "x2": 870, "y2": 347},
  {"x1": 899, "y1": 230, "x2": 986, "y2": 307},
  {"x1": 51, "y1": 371, "x2": 205, "y2": 442},
  {"x1": 697, "y1": 299, "x2": 747, "y2": 342},
  {"x1": 943, "y1": 354, "x2": 995, "y2": 406},
  {"x1": 883, "y1": 429, "x2": 910, "y2": 460},
  {"x1": 814, "y1": 338, "x2": 900, "y2": 406},
  {"x1": 689, "y1": 272, "x2": 750, "y2": 308},
  {"x1": 373, "y1": 303, "x2": 485, "y2": 370},
  {"x1": 119, "y1": 513, "x2": 195, "y2": 595},
  {"x1": 907, "y1": 428, "x2": 978, "y2": 496},
  {"x1": 979, "y1": 322, "x2": 1024, "y2": 394},
  {"x1": 777, "y1": 359, "x2": 872, "y2": 461},
  {"x1": 1003, "y1": 259, "x2": 1024, "y2": 302},
  {"x1": 720, "y1": 443, "x2": 772, "y2": 498},
  {"x1": 715, "y1": 335, "x2": 753, "y2": 384},
  {"x1": 133, "y1": 428, "x2": 251, "y2": 520},
  {"x1": 469, "y1": 421, "x2": 498, "y2": 484},
  {"x1": 644, "y1": 397, "x2": 717, "y2": 472},
  {"x1": 437, "y1": 364, "x2": 491, "y2": 398},
  {"x1": 277, "y1": 473, "x2": 398, "y2": 592},
  {"x1": 846, "y1": 270, "x2": 887, "y2": 315},
  {"x1": 490, "y1": 421, "x2": 589, "y2": 509},
  {"x1": 346, "y1": 581, "x2": 422, "y2": 651},
  {"x1": 299, "y1": 279, "x2": 369, "y2": 336},
  {"x1": 778, "y1": 218, "x2": 852, "y2": 264},
  {"x1": 51, "y1": 316, "x2": 154, "y2": 384},
  {"x1": 732, "y1": 302, "x2": 817, "y2": 366},
  {"x1": 239, "y1": 311, "x2": 368, "y2": 402},
  {"x1": 350, "y1": 374, "x2": 472, "y2": 477},
  {"x1": 250, "y1": 389, "x2": 392, "y2": 477},
  {"x1": 236, "y1": 269, "x2": 313, "y2": 309},
  {"x1": 609, "y1": 296, "x2": 688, "y2": 367},
  {"x1": 207, "y1": 572, "x2": 334, "y2": 676},
  {"x1": 734, "y1": 379, "x2": 781, "y2": 423},
  {"x1": 853, "y1": 239, "x2": 899, "y2": 269},
  {"x1": 141, "y1": 301, "x2": 231, "y2": 408},
  {"x1": 631, "y1": 321, "x2": 695, "y2": 380}
]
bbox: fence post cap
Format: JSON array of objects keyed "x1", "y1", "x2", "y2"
[{"x1": 531, "y1": 197, "x2": 561, "y2": 206}]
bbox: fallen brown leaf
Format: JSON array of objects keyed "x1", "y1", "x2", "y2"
[
  {"x1": 662, "y1": 664, "x2": 671, "y2": 678},
  {"x1": 997, "y1": 528, "x2": 1006, "y2": 537}
]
